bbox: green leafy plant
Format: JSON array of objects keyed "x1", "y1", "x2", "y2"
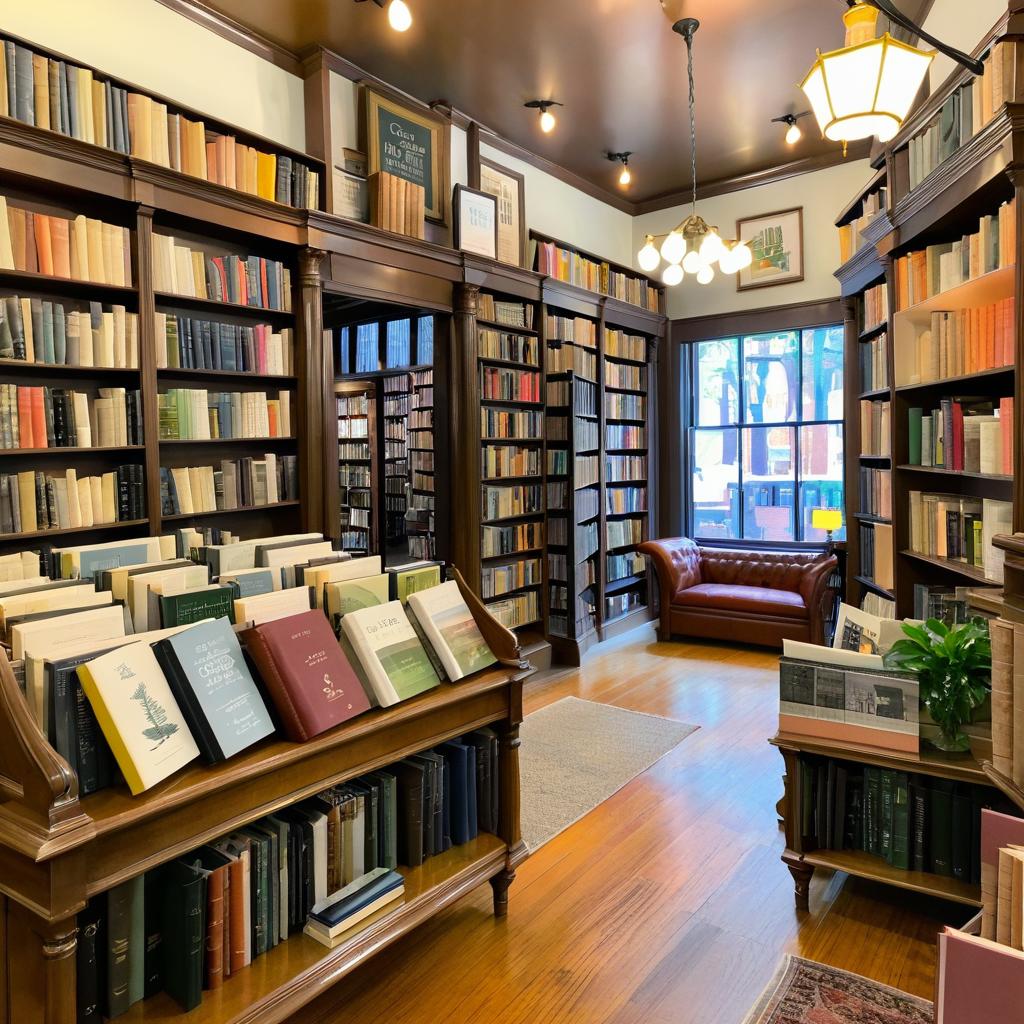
[{"x1": 883, "y1": 618, "x2": 991, "y2": 753}]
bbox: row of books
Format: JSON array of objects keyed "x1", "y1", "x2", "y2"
[
  {"x1": 859, "y1": 399, "x2": 891, "y2": 457},
  {"x1": 606, "y1": 591, "x2": 643, "y2": 620},
  {"x1": 481, "y1": 445, "x2": 541, "y2": 479},
  {"x1": 607, "y1": 486, "x2": 647, "y2": 515},
  {"x1": 481, "y1": 557, "x2": 541, "y2": 599},
  {"x1": 0, "y1": 385, "x2": 142, "y2": 449},
  {"x1": 152, "y1": 235, "x2": 293, "y2": 311},
  {"x1": 158, "y1": 455, "x2": 299, "y2": 515},
  {"x1": 607, "y1": 455, "x2": 646, "y2": 482},
  {"x1": 547, "y1": 342, "x2": 597, "y2": 379},
  {"x1": 863, "y1": 282, "x2": 888, "y2": 331},
  {"x1": 547, "y1": 377, "x2": 597, "y2": 414},
  {"x1": 607, "y1": 551, "x2": 645, "y2": 582},
  {"x1": 368, "y1": 171, "x2": 425, "y2": 240},
  {"x1": 912, "y1": 584, "x2": 974, "y2": 625},
  {"x1": 547, "y1": 517, "x2": 598, "y2": 556},
  {"x1": 900, "y1": 300, "x2": 1015, "y2": 386},
  {"x1": 905, "y1": 43, "x2": 1013, "y2": 191},
  {"x1": 606, "y1": 393, "x2": 645, "y2": 420},
  {"x1": 859, "y1": 332, "x2": 888, "y2": 392},
  {"x1": 859, "y1": 521, "x2": 894, "y2": 591},
  {"x1": 607, "y1": 518, "x2": 644, "y2": 549},
  {"x1": 909, "y1": 492, "x2": 1012, "y2": 582},
  {"x1": 479, "y1": 367, "x2": 541, "y2": 403},
  {"x1": 605, "y1": 362, "x2": 647, "y2": 391},
  {"x1": 0, "y1": 196, "x2": 131, "y2": 285},
  {"x1": 837, "y1": 186, "x2": 886, "y2": 264},
  {"x1": 157, "y1": 389, "x2": 292, "y2": 441},
  {"x1": 478, "y1": 329, "x2": 538, "y2": 365},
  {"x1": 990, "y1": 618, "x2": 1024, "y2": 792},
  {"x1": 0, "y1": 296, "x2": 139, "y2": 367},
  {"x1": 338, "y1": 442, "x2": 370, "y2": 460},
  {"x1": 606, "y1": 424, "x2": 645, "y2": 449},
  {"x1": 546, "y1": 314, "x2": 595, "y2": 346},
  {"x1": 0, "y1": 37, "x2": 320, "y2": 209},
  {"x1": 485, "y1": 589, "x2": 540, "y2": 629},
  {"x1": 532, "y1": 240, "x2": 659, "y2": 310},
  {"x1": 0, "y1": 464, "x2": 143, "y2": 535},
  {"x1": 478, "y1": 294, "x2": 533, "y2": 329},
  {"x1": 908, "y1": 398, "x2": 1013, "y2": 476},
  {"x1": 338, "y1": 418, "x2": 369, "y2": 440},
  {"x1": 859, "y1": 467, "x2": 892, "y2": 521},
  {"x1": 155, "y1": 314, "x2": 293, "y2": 375},
  {"x1": 481, "y1": 484, "x2": 542, "y2": 521},
  {"x1": 337, "y1": 394, "x2": 369, "y2": 417},
  {"x1": 481, "y1": 521, "x2": 541, "y2": 559},
  {"x1": 603, "y1": 329, "x2": 646, "y2": 362},
  {"x1": 893, "y1": 201, "x2": 1015, "y2": 311}
]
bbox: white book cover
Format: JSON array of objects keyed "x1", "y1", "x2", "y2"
[
  {"x1": 261, "y1": 541, "x2": 335, "y2": 571},
  {"x1": 407, "y1": 580, "x2": 496, "y2": 680},
  {"x1": 233, "y1": 586, "x2": 312, "y2": 625},
  {"x1": 0, "y1": 585, "x2": 113, "y2": 635},
  {"x1": 0, "y1": 550, "x2": 42, "y2": 582},
  {"x1": 211, "y1": 532, "x2": 323, "y2": 576}
]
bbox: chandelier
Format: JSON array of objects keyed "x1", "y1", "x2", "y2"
[{"x1": 636, "y1": 14, "x2": 752, "y2": 287}]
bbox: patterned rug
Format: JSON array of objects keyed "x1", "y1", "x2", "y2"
[{"x1": 743, "y1": 956, "x2": 933, "y2": 1024}]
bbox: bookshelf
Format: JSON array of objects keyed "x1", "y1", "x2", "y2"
[{"x1": 336, "y1": 381, "x2": 376, "y2": 553}]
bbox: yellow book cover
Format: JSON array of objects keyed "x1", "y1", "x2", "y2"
[
  {"x1": 85, "y1": 218, "x2": 105, "y2": 284},
  {"x1": 77, "y1": 68, "x2": 95, "y2": 145},
  {"x1": 0, "y1": 45, "x2": 7, "y2": 118},
  {"x1": 91, "y1": 80, "x2": 107, "y2": 148},
  {"x1": 0, "y1": 196, "x2": 13, "y2": 271},
  {"x1": 32, "y1": 54, "x2": 50, "y2": 131},
  {"x1": 257, "y1": 151, "x2": 276, "y2": 201}
]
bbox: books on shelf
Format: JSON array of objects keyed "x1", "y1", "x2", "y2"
[
  {"x1": 478, "y1": 329, "x2": 539, "y2": 365},
  {"x1": 907, "y1": 397, "x2": 1013, "y2": 475},
  {"x1": 479, "y1": 366, "x2": 540, "y2": 403},
  {"x1": 546, "y1": 314, "x2": 595, "y2": 345},
  {"x1": 480, "y1": 408, "x2": 543, "y2": 439},
  {"x1": 604, "y1": 362, "x2": 647, "y2": 391},
  {"x1": 860, "y1": 332, "x2": 888, "y2": 392},
  {"x1": 533, "y1": 238, "x2": 659, "y2": 310},
  {"x1": 159, "y1": 454, "x2": 298, "y2": 515},
  {"x1": 859, "y1": 522, "x2": 894, "y2": 591},
  {"x1": 367, "y1": 171, "x2": 425, "y2": 239},
  {"x1": 486, "y1": 590, "x2": 539, "y2": 629},
  {"x1": 481, "y1": 521, "x2": 542, "y2": 558},
  {"x1": 478, "y1": 294, "x2": 534, "y2": 329},
  {"x1": 0, "y1": 384, "x2": 142, "y2": 448},
  {"x1": 481, "y1": 483, "x2": 542, "y2": 521},
  {"x1": 606, "y1": 392, "x2": 645, "y2": 420},
  {"x1": 151, "y1": 235, "x2": 292, "y2": 310},
  {"x1": 988, "y1": 619, "x2": 1024, "y2": 788},
  {"x1": 908, "y1": 491, "x2": 1012, "y2": 581},
  {"x1": 0, "y1": 35, "x2": 320, "y2": 209},
  {"x1": 863, "y1": 282, "x2": 888, "y2": 330},
  {"x1": 304, "y1": 867, "x2": 405, "y2": 948},
  {"x1": 480, "y1": 558, "x2": 541, "y2": 599},
  {"x1": 603, "y1": 329, "x2": 647, "y2": 362},
  {"x1": 859, "y1": 467, "x2": 891, "y2": 520},
  {"x1": 157, "y1": 388, "x2": 292, "y2": 440},
  {"x1": 546, "y1": 342, "x2": 597, "y2": 379},
  {"x1": 859, "y1": 399, "x2": 891, "y2": 457},
  {"x1": 0, "y1": 195, "x2": 131, "y2": 284},
  {"x1": 838, "y1": 185, "x2": 886, "y2": 263},
  {"x1": 155, "y1": 314, "x2": 293, "y2": 374},
  {"x1": 894, "y1": 201, "x2": 1016, "y2": 311},
  {"x1": 0, "y1": 296, "x2": 139, "y2": 367}
]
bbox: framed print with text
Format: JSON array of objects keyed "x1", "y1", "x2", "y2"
[
  {"x1": 478, "y1": 157, "x2": 527, "y2": 268},
  {"x1": 453, "y1": 184, "x2": 498, "y2": 259}
]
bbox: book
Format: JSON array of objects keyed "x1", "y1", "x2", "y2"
[
  {"x1": 324, "y1": 573, "x2": 390, "y2": 626},
  {"x1": 241, "y1": 609, "x2": 370, "y2": 741},
  {"x1": 152, "y1": 617, "x2": 275, "y2": 762},
  {"x1": 407, "y1": 580, "x2": 496, "y2": 680},
  {"x1": 303, "y1": 867, "x2": 405, "y2": 947},
  {"x1": 341, "y1": 600, "x2": 440, "y2": 707},
  {"x1": 78, "y1": 640, "x2": 200, "y2": 795},
  {"x1": 160, "y1": 859, "x2": 206, "y2": 1012},
  {"x1": 233, "y1": 585, "x2": 312, "y2": 625},
  {"x1": 937, "y1": 928, "x2": 1024, "y2": 1023}
]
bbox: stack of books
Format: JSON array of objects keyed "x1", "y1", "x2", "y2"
[
  {"x1": 533, "y1": 239, "x2": 658, "y2": 310},
  {"x1": 908, "y1": 492, "x2": 1012, "y2": 581},
  {"x1": 480, "y1": 366, "x2": 541, "y2": 402},
  {"x1": 908, "y1": 398, "x2": 1013, "y2": 475}
]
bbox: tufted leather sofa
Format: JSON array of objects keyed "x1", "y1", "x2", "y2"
[{"x1": 637, "y1": 538, "x2": 837, "y2": 649}]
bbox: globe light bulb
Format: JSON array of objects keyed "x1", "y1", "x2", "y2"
[
  {"x1": 733, "y1": 242, "x2": 753, "y2": 270},
  {"x1": 699, "y1": 230, "x2": 724, "y2": 264},
  {"x1": 696, "y1": 263, "x2": 715, "y2": 285},
  {"x1": 785, "y1": 122, "x2": 802, "y2": 145},
  {"x1": 682, "y1": 249, "x2": 703, "y2": 275},
  {"x1": 637, "y1": 237, "x2": 660, "y2": 273},
  {"x1": 718, "y1": 247, "x2": 738, "y2": 275},
  {"x1": 660, "y1": 231, "x2": 686, "y2": 266},
  {"x1": 619, "y1": 165, "x2": 631, "y2": 187},
  {"x1": 662, "y1": 263, "x2": 684, "y2": 286},
  {"x1": 388, "y1": 0, "x2": 412, "y2": 31},
  {"x1": 540, "y1": 109, "x2": 556, "y2": 133}
]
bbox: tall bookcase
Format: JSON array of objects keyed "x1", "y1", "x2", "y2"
[
  {"x1": 335, "y1": 380, "x2": 376, "y2": 553},
  {"x1": 837, "y1": 11, "x2": 1024, "y2": 617}
]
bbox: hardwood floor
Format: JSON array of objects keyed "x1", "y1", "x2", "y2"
[{"x1": 300, "y1": 626, "x2": 972, "y2": 1024}]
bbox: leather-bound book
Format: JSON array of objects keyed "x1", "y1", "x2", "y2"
[
  {"x1": 241, "y1": 609, "x2": 370, "y2": 741},
  {"x1": 76, "y1": 896, "x2": 105, "y2": 1022},
  {"x1": 393, "y1": 759, "x2": 426, "y2": 868},
  {"x1": 194, "y1": 848, "x2": 232, "y2": 990},
  {"x1": 160, "y1": 859, "x2": 206, "y2": 1012}
]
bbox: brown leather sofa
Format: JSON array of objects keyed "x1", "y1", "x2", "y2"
[{"x1": 638, "y1": 538, "x2": 837, "y2": 649}]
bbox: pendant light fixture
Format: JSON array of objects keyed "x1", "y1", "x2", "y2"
[
  {"x1": 355, "y1": 0, "x2": 413, "y2": 33},
  {"x1": 800, "y1": 0, "x2": 983, "y2": 151},
  {"x1": 525, "y1": 100, "x2": 563, "y2": 134},
  {"x1": 634, "y1": 14, "x2": 751, "y2": 286}
]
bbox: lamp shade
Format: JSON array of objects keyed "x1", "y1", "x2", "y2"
[
  {"x1": 801, "y1": 4, "x2": 933, "y2": 144},
  {"x1": 812, "y1": 508, "x2": 843, "y2": 534}
]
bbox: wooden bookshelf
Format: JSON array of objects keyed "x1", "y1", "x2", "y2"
[{"x1": 336, "y1": 381, "x2": 376, "y2": 554}]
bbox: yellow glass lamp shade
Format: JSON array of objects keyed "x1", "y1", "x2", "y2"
[
  {"x1": 812, "y1": 508, "x2": 843, "y2": 534},
  {"x1": 801, "y1": 3, "x2": 934, "y2": 145}
]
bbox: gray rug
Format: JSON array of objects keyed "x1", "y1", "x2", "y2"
[{"x1": 519, "y1": 697, "x2": 698, "y2": 851}]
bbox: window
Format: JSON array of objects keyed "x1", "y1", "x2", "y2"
[{"x1": 689, "y1": 325, "x2": 845, "y2": 544}]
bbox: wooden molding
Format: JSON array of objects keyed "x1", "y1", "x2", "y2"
[
  {"x1": 670, "y1": 297, "x2": 845, "y2": 342},
  {"x1": 153, "y1": 0, "x2": 305, "y2": 76}
]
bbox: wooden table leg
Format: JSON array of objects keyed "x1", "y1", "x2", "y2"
[
  {"x1": 782, "y1": 853, "x2": 814, "y2": 911},
  {"x1": 490, "y1": 869, "x2": 516, "y2": 918}
]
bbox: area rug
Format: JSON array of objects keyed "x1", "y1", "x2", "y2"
[
  {"x1": 518, "y1": 696, "x2": 697, "y2": 851},
  {"x1": 742, "y1": 956, "x2": 933, "y2": 1024}
]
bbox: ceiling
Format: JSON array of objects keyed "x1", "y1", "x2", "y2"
[{"x1": 201, "y1": 0, "x2": 934, "y2": 207}]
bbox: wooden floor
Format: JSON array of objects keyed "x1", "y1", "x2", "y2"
[{"x1": 300, "y1": 626, "x2": 972, "y2": 1024}]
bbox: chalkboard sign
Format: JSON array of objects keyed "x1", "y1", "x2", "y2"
[{"x1": 366, "y1": 88, "x2": 445, "y2": 222}]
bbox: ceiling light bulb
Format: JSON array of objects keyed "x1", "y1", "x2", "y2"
[
  {"x1": 785, "y1": 121, "x2": 802, "y2": 145},
  {"x1": 682, "y1": 249, "x2": 703, "y2": 275},
  {"x1": 619, "y1": 165, "x2": 631, "y2": 187},
  {"x1": 388, "y1": 0, "x2": 412, "y2": 31},
  {"x1": 637, "y1": 237, "x2": 660, "y2": 273},
  {"x1": 696, "y1": 264, "x2": 715, "y2": 285},
  {"x1": 718, "y1": 247, "x2": 737, "y2": 274},
  {"x1": 662, "y1": 263, "x2": 684, "y2": 286},
  {"x1": 660, "y1": 231, "x2": 686, "y2": 265},
  {"x1": 539, "y1": 109, "x2": 556, "y2": 133},
  {"x1": 699, "y1": 230, "x2": 724, "y2": 264},
  {"x1": 733, "y1": 242, "x2": 753, "y2": 270}
]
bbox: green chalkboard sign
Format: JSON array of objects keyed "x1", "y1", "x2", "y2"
[{"x1": 366, "y1": 88, "x2": 444, "y2": 221}]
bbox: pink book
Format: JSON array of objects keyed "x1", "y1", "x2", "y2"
[
  {"x1": 1000, "y1": 397, "x2": 1014, "y2": 476},
  {"x1": 980, "y1": 808, "x2": 1024, "y2": 940},
  {"x1": 256, "y1": 324, "x2": 266, "y2": 374},
  {"x1": 936, "y1": 927, "x2": 1024, "y2": 1023}
]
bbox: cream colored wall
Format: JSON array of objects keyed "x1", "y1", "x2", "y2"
[
  {"x1": 922, "y1": 0, "x2": 1007, "y2": 91},
  {"x1": 0, "y1": 0, "x2": 306, "y2": 150},
  {"x1": 633, "y1": 159, "x2": 873, "y2": 319}
]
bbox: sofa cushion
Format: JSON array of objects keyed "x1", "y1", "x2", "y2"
[
  {"x1": 698, "y1": 548, "x2": 822, "y2": 593},
  {"x1": 674, "y1": 582, "x2": 808, "y2": 619}
]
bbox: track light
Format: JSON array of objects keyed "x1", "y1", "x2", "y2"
[
  {"x1": 355, "y1": 0, "x2": 412, "y2": 32},
  {"x1": 608, "y1": 151, "x2": 633, "y2": 188},
  {"x1": 771, "y1": 113, "x2": 809, "y2": 145},
  {"x1": 525, "y1": 99, "x2": 563, "y2": 134}
]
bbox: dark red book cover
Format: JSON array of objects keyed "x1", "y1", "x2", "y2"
[{"x1": 242, "y1": 610, "x2": 370, "y2": 741}]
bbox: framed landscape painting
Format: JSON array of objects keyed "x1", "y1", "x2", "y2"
[{"x1": 736, "y1": 207, "x2": 804, "y2": 291}]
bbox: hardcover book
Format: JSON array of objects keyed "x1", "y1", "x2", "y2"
[
  {"x1": 78, "y1": 641, "x2": 200, "y2": 795},
  {"x1": 152, "y1": 617, "x2": 275, "y2": 762},
  {"x1": 325, "y1": 573, "x2": 390, "y2": 626},
  {"x1": 241, "y1": 609, "x2": 370, "y2": 741},
  {"x1": 407, "y1": 581, "x2": 496, "y2": 680}
]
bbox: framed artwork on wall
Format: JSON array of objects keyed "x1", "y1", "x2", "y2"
[
  {"x1": 478, "y1": 157, "x2": 527, "y2": 268},
  {"x1": 736, "y1": 207, "x2": 804, "y2": 291},
  {"x1": 364, "y1": 86, "x2": 448, "y2": 223},
  {"x1": 453, "y1": 185, "x2": 498, "y2": 259}
]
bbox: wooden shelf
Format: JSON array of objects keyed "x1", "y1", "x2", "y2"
[
  {"x1": 859, "y1": 453, "x2": 891, "y2": 462},
  {"x1": 900, "y1": 549, "x2": 992, "y2": 583},
  {"x1": 981, "y1": 761, "x2": 1024, "y2": 812},
  {"x1": 475, "y1": 317, "x2": 538, "y2": 335},
  {"x1": 858, "y1": 386, "x2": 892, "y2": 400},
  {"x1": 0, "y1": 518, "x2": 148, "y2": 543},
  {"x1": 859, "y1": 322, "x2": 887, "y2": 341},
  {"x1": 893, "y1": 265, "x2": 1015, "y2": 325},
  {"x1": 0, "y1": 445, "x2": 144, "y2": 456},
  {"x1": 0, "y1": 359, "x2": 141, "y2": 377},
  {"x1": 852, "y1": 513, "x2": 892, "y2": 525},
  {"x1": 159, "y1": 436, "x2": 297, "y2": 446},
  {"x1": 0, "y1": 267, "x2": 138, "y2": 300},
  {"x1": 896, "y1": 464, "x2": 1012, "y2": 483},
  {"x1": 160, "y1": 501, "x2": 300, "y2": 521},
  {"x1": 894, "y1": 365, "x2": 1014, "y2": 394},
  {"x1": 853, "y1": 575, "x2": 895, "y2": 599},
  {"x1": 153, "y1": 291, "x2": 294, "y2": 321},
  {"x1": 157, "y1": 368, "x2": 298, "y2": 384}
]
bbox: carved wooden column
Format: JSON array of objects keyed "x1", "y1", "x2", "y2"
[
  {"x1": 491, "y1": 680, "x2": 525, "y2": 917},
  {"x1": 451, "y1": 282, "x2": 482, "y2": 590},
  {"x1": 297, "y1": 248, "x2": 328, "y2": 537},
  {"x1": 5, "y1": 903, "x2": 78, "y2": 1024}
]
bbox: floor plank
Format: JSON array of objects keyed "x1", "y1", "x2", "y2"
[{"x1": 300, "y1": 626, "x2": 972, "y2": 1024}]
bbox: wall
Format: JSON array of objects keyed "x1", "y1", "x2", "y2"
[
  {"x1": 922, "y1": 0, "x2": 1007, "y2": 91},
  {"x1": 0, "y1": 0, "x2": 306, "y2": 151},
  {"x1": 633, "y1": 159, "x2": 873, "y2": 319}
]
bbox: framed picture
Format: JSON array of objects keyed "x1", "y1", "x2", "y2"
[
  {"x1": 453, "y1": 185, "x2": 498, "y2": 259},
  {"x1": 478, "y1": 157, "x2": 527, "y2": 268},
  {"x1": 365, "y1": 86, "x2": 447, "y2": 223},
  {"x1": 736, "y1": 207, "x2": 804, "y2": 291}
]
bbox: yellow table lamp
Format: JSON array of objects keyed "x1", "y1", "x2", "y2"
[{"x1": 812, "y1": 508, "x2": 843, "y2": 544}]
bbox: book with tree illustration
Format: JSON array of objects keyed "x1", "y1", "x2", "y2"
[{"x1": 77, "y1": 640, "x2": 200, "y2": 794}]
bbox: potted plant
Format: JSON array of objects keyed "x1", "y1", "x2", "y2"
[{"x1": 883, "y1": 618, "x2": 991, "y2": 754}]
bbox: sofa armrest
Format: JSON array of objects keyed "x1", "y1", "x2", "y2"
[
  {"x1": 799, "y1": 554, "x2": 838, "y2": 645},
  {"x1": 638, "y1": 538, "x2": 702, "y2": 596}
]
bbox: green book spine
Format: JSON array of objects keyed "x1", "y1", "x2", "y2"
[
  {"x1": 159, "y1": 587, "x2": 234, "y2": 627},
  {"x1": 879, "y1": 769, "x2": 895, "y2": 864},
  {"x1": 891, "y1": 773, "x2": 910, "y2": 870},
  {"x1": 929, "y1": 780, "x2": 954, "y2": 877},
  {"x1": 864, "y1": 767, "x2": 880, "y2": 855},
  {"x1": 908, "y1": 408, "x2": 923, "y2": 465}
]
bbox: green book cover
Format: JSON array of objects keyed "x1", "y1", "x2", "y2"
[
  {"x1": 377, "y1": 636, "x2": 438, "y2": 700},
  {"x1": 332, "y1": 574, "x2": 390, "y2": 622},
  {"x1": 159, "y1": 587, "x2": 235, "y2": 627},
  {"x1": 908, "y1": 408, "x2": 923, "y2": 465},
  {"x1": 891, "y1": 772, "x2": 910, "y2": 870},
  {"x1": 391, "y1": 564, "x2": 441, "y2": 603},
  {"x1": 879, "y1": 769, "x2": 895, "y2": 864}
]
